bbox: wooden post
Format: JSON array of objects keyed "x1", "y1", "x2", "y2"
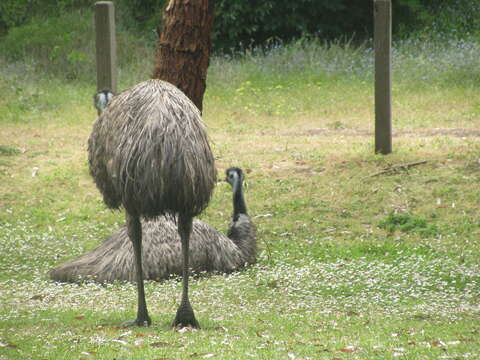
[
  {"x1": 95, "y1": 1, "x2": 117, "y2": 94},
  {"x1": 374, "y1": 0, "x2": 392, "y2": 154}
]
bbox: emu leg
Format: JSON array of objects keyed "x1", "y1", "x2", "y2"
[
  {"x1": 122, "y1": 212, "x2": 151, "y2": 327},
  {"x1": 172, "y1": 214, "x2": 199, "y2": 328}
]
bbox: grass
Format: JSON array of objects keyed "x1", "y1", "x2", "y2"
[{"x1": 1, "y1": 23, "x2": 480, "y2": 359}]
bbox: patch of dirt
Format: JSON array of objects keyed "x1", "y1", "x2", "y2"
[{"x1": 289, "y1": 128, "x2": 480, "y2": 138}]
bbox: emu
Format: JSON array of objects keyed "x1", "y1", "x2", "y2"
[
  {"x1": 87, "y1": 79, "x2": 216, "y2": 328},
  {"x1": 49, "y1": 167, "x2": 256, "y2": 283}
]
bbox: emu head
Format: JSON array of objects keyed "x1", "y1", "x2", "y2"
[
  {"x1": 225, "y1": 167, "x2": 244, "y2": 187},
  {"x1": 93, "y1": 89, "x2": 114, "y2": 114}
]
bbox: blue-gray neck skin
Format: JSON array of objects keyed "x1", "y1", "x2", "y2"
[{"x1": 232, "y1": 173, "x2": 247, "y2": 221}]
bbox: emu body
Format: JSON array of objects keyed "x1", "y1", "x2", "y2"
[{"x1": 87, "y1": 79, "x2": 216, "y2": 328}]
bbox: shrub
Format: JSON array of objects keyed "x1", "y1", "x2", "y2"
[
  {"x1": 378, "y1": 212, "x2": 439, "y2": 237},
  {"x1": 0, "y1": 8, "x2": 154, "y2": 82},
  {"x1": 0, "y1": 10, "x2": 94, "y2": 80},
  {"x1": 0, "y1": 0, "x2": 93, "y2": 35},
  {"x1": 2, "y1": 0, "x2": 479, "y2": 53}
]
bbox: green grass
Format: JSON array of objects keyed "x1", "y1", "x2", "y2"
[
  {"x1": 1, "y1": 19, "x2": 480, "y2": 359},
  {"x1": 378, "y1": 212, "x2": 439, "y2": 237}
]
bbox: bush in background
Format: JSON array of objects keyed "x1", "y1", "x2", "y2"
[
  {"x1": 0, "y1": 8, "x2": 153, "y2": 83},
  {"x1": 2, "y1": 0, "x2": 479, "y2": 52},
  {"x1": 0, "y1": 10, "x2": 93, "y2": 80},
  {"x1": 0, "y1": 0, "x2": 478, "y2": 82},
  {"x1": 0, "y1": 0, "x2": 92, "y2": 32}
]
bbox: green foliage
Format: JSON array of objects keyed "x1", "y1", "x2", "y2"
[
  {"x1": 213, "y1": 0, "x2": 371, "y2": 52},
  {"x1": 0, "y1": 9, "x2": 155, "y2": 83},
  {"x1": 0, "y1": 0, "x2": 92, "y2": 35},
  {"x1": 114, "y1": 0, "x2": 165, "y2": 40},
  {"x1": 0, "y1": 145, "x2": 21, "y2": 156},
  {"x1": 378, "y1": 212, "x2": 439, "y2": 237},
  {"x1": 0, "y1": 10, "x2": 94, "y2": 79},
  {"x1": 213, "y1": 0, "x2": 480, "y2": 51},
  {"x1": 0, "y1": 0, "x2": 31, "y2": 31},
  {"x1": 1, "y1": 0, "x2": 479, "y2": 53},
  {"x1": 423, "y1": 0, "x2": 480, "y2": 37},
  {"x1": 0, "y1": 0, "x2": 165, "y2": 40}
]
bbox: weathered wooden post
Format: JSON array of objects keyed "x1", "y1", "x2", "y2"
[
  {"x1": 95, "y1": 1, "x2": 117, "y2": 96},
  {"x1": 374, "y1": 0, "x2": 392, "y2": 154}
]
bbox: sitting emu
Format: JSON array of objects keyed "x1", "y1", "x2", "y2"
[{"x1": 49, "y1": 166, "x2": 256, "y2": 282}]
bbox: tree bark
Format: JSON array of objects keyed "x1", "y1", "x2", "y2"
[{"x1": 152, "y1": 0, "x2": 215, "y2": 112}]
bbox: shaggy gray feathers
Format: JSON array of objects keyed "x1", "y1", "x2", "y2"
[
  {"x1": 49, "y1": 213, "x2": 256, "y2": 283},
  {"x1": 227, "y1": 214, "x2": 256, "y2": 265},
  {"x1": 51, "y1": 82, "x2": 257, "y2": 285},
  {"x1": 88, "y1": 79, "x2": 217, "y2": 218}
]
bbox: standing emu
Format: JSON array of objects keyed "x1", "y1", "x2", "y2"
[{"x1": 88, "y1": 79, "x2": 216, "y2": 328}]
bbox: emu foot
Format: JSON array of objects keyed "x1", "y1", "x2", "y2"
[
  {"x1": 172, "y1": 304, "x2": 200, "y2": 329},
  {"x1": 121, "y1": 315, "x2": 152, "y2": 327}
]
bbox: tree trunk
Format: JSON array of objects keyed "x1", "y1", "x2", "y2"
[{"x1": 152, "y1": 0, "x2": 215, "y2": 112}]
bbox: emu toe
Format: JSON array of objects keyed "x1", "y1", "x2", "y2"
[{"x1": 172, "y1": 304, "x2": 200, "y2": 329}]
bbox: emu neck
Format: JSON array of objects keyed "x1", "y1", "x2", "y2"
[{"x1": 232, "y1": 180, "x2": 247, "y2": 220}]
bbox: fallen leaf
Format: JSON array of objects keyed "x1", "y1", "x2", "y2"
[
  {"x1": 178, "y1": 326, "x2": 196, "y2": 333},
  {"x1": 253, "y1": 213, "x2": 273, "y2": 219},
  {"x1": 338, "y1": 345, "x2": 358, "y2": 353},
  {"x1": 75, "y1": 315, "x2": 85, "y2": 320},
  {"x1": 447, "y1": 340, "x2": 461, "y2": 345},
  {"x1": 112, "y1": 339, "x2": 128, "y2": 345},
  {"x1": 80, "y1": 351, "x2": 96, "y2": 356},
  {"x1": 119, "y1": 330, "x2": 132, "y2": 337},
  {"x1": 0, "y1": 342, "x2": 17, "y2": 349}
]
